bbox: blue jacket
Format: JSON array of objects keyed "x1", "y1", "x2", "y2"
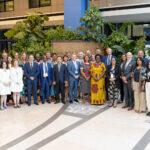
[
  {"x1": 53, "y1": 63, "x2": 68, "y2": 83},
  {"x1": 102, "y1": 55, "x2": 117, "y2": 68},
  {"x1": 24, "y1": 62, "x2": 39, "y2": 80},
  {"x1": 67, "y1": 60, "x2": 80, "y2": 81},
  {"x1": 39, "y1": 62, "x2": 53, "y2": 83}
]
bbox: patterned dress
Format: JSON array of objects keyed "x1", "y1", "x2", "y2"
[
  {"x1": 90, "y1": 63, "x2": 106, "y2": 104},
  {"x1": 80, "y1": 62, "x2": 91, "y2": 94},
  {"x1": 19, "y1": 62, "x2": 27, "y2": 97},
  {"x1": 108, "y1": 67, "x2": 119, "y2": 103}
]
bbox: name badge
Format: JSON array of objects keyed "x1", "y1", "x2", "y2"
[
  {"x1": 75, "y1": 71, "x2": 78, "y2": 74},
  {"x1": 110, "y1": 73, "x2": 114, "y2": 78},
  {"x1": 44, "y1": 73, "x2": 48, "y2": 77}
]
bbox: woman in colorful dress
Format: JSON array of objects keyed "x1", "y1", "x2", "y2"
[
  {"x1": 131, "y1": 57, "x2": 147, "y2": 113},
  {"x1": 146, "y1": 61, "x2": 150, "y2": 116},
  {"x1": 90, "y1": 54, "x2": 106, "y2": 105},
  {"x1": 19, "y1": 52, "x2": 28, "y2": 104},
  {"x1": 80, "y1": 55, "x2": 91, "y2": 104}
]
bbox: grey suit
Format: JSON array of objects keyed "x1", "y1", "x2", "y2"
[{"x1": 122, "y1": 60, "x2": 136, "y2": 107}]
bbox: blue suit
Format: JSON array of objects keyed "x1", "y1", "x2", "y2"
[
  {"x1": 53, "y1": 63, "x2": 68, "y2": 102},
  {"x1": 39, "y1": 62, "x2": 52, "y2": 102},
  {"x1": 67, "y1": 60, "x2": 80, "y2": 101},
  {"x1": 24, "y1": 62, "x2": 40, "y2": 104},
  {"x1": 102, "y1": 55, "x2": 117, "y2": 68}
]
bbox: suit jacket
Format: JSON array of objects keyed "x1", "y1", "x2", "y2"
[
  {"x1": 39, "y1": 62, "x2": 52, "y2": 83},
  {"x1": 102, "y1": 55, "x2": 117, "y2": 68},
  {"x1": 143, "y1": 58, "x2": 149, "y2": 67},
  {"x1": 53, "y1": 63, "x2": 68, "y2": 83},
  {"x1": 67, "y1": 60, "x2": 80, "y2": 81},
  {"x1": 121, "y1": 60, "x2": 136, "y2": 81},
  {"x1": 24, "y1": 62, "x2": 39, "y2": 81},
  {"x1": 106, "y1": 64, "x2": 121, "y2": 88}
]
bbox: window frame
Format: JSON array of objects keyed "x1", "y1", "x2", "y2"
[
  {"x1": 29, "y1": 0, "x2": 51, "y2": 9},
  {"x1": 0, "y1": 0, "x2": 14, "y2": 13}
]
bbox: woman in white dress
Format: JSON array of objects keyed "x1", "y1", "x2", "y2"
[
  {"x1": 10, "y1": 60, "x2": 23, "y2": 108},
  {"x1": 0, "y1": 61, "x2": 11, "y2": 110}
]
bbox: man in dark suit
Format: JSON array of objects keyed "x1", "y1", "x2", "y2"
[
  {"x1": 53, "y1": 56, "x2": 68, "y2": 104},
  {"x1": 24, "y1": 55, "x2": 40, "y2": 106},
  {"x1": 118, "y1": 54, "x2": 126, "y2": 103},
  {"x1": 68, "y1": 54, "x2": 80, "y2": 103},
  {"x1": 121, "y1": 52, "x2": 136, "y2": 111},
  {"x1": 102, "y1": 47, "x2": 117, "y2": 68},
  {"x1": 39, "y1": 56, "x2": 52, "y2": 104},
  {"x1": 138, "y1": 50, "x2": 149, "y2": 67},
  {"x1": 102, "y1": 47, "x2": 117, "y2": 100}
]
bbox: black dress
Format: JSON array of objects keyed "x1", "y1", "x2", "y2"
[{"x1": 106, "y1": 64, "x2": 121, "y2": 102}]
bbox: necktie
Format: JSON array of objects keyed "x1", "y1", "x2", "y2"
[
  {"x1": 58, "y1": 64, "x2": 61, "y2": 72},
  {"x1": 45, "y1": 63, "x2": 48, "y2": 73},
  {"x1": 31, "y1": 63, "x2": 33, "y2": 69},
  {"x1": 108, "y1": 56, "x2": 110, "y2": 65}
]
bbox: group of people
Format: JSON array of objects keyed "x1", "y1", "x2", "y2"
[{"x1": 0, "y1": 48, "x2": 150, "y2": 116}]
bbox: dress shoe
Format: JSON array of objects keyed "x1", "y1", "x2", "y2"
[
  {"x1": 42, "y1": 101, "x2": 45, "y2": 104},
  {"x1": 122, "y1": 105, "x2": 128, "y2": 109},
  {"x1": 34, "y1": 102, "x2": 39, "y2": 105},
  {"x1": 47, "y1": 100, "x2": 51, "y2": 104},
  {"x1": 69, "y1": 100, "x2": 73, "y2": 104},
  {"x1": 74, "y1": 99, "x2": 79, "y2": 103},
  {"x1": 14, "y1": 105, "x2": 18, "y2": 108},
  {"x1": 146, "y1": 112, "x2": 150, "y2": 116},
  {"x1": 117, "y1": 101, "x2": 123, "y2": 104},
  {"x1": 17, "y1": 105, "x2": 21, "y2": 108},
  {"x1": 28, "y1": 103, "x2": 31, "y2": 106},
  {"x1": 62, "y1": 101, "x2": 66, "y2": 104},
  {"x1": 128, "y1": 107, "x2": 133, "y2": 111},
  {"x1": 54, "y1": 101, "x2": 60, "y2": 104},
  {"x1": 20, "y1": 101, "x2": 23, "y2": 104}
]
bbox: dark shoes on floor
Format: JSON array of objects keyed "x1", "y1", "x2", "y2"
[
  {"x1": 69, "y1": 100, "x2": 73, "y2": 104},
  {"x1": 34, "y1": 102, "x2": 39, "y2": 105},
  {"x1": 54, "y1": 101, "x2": 60, "y2": 104},
  {"x1": 74, "y1": 99, "x2": 79, "y2": 103},
  {"x1": 146, "y1": 112, "x2": 150, "y2": 116}
]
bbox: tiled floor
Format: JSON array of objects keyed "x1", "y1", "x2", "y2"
[{"x1": 0, "y1": 102, "x2": 150, "y2": 150}]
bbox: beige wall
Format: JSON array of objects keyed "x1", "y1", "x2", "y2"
[
  {"x1": 0, "y1": 0, "x2": 64, "y2": 18},
  {"x1": 51, "y1": 40, "x2": 104, "y2": 56},
  {"x1": 92, "y1": 0, "x2": 150, "y2": 8},
  {"x1": 0, "y1": 0, "x2": 64, "y2": 29}
]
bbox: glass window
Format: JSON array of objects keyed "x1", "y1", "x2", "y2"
[
  {"x1": 0, "y1": 0, "x2": 14, "y2": 12},
  {"x1": 29, "y1": 0, "x2": 51, "y2": 8},
  {"x1": 29, "y1": 0, "x2": 39, "y2": 8},
  {"x1": 0, "y1": 2, "x2": 5, "y2": 12},
  {"x1": 6, "y1": 1, "x2": 14, "y2": 11},
  {"x1": 40, "y1": 0, "x2": 51, "y2": 7}
]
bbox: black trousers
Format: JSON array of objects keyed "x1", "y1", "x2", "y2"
[
  {"x1": 123, "y1": 80, "x2": 134, "y2": 108},
  {"x1": 120, "y1": 80, "x2": 124, "y2": 101},
  {"x1": 55, "y1": 81, "x2": 65, "y2": 102}
]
